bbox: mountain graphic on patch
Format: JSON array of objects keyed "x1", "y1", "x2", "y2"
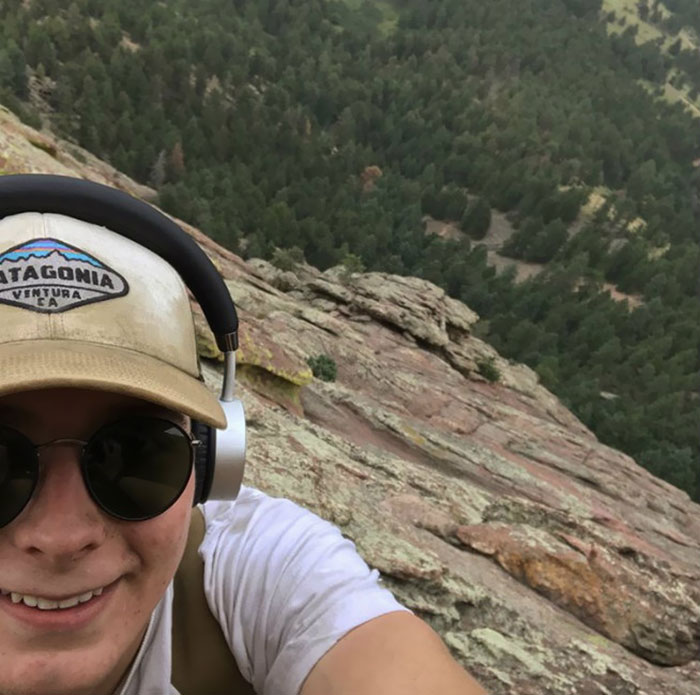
[
  {"x1": 0, "y1": 239, "x2": 106, "y2": 267},
  {"x1": 0, "y1": 237, "x2": 129, "y2": 313}
]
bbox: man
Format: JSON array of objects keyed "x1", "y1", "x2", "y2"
[{"x1": 0, "y1": 176, "x2": 487, "y2": 694}]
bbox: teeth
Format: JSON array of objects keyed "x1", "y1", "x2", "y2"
[{"x1": 4, "y1": 588, "x2": 104, "y2": 610}]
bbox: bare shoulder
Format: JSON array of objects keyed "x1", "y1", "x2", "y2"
[{"x1": 301, "y1": 610, "x2": 488, "y2": 695}]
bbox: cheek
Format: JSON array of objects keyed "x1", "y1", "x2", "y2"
[
  {"x1": 122, "y1": 473, "x2": 195, "y2": 590},
  {"x1": 103, "y1": 475, "x2": 194, "y2": 665}
]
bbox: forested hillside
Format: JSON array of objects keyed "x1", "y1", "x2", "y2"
[{"x1": 0, "y1": 0, "x2": 698, "y2": 499}]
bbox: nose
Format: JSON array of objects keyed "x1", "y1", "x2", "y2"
[{"x1": 9, "y1": 444, "x2": 107, "y2": 563}]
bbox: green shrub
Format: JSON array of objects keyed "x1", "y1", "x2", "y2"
[
  {"x1": 271, "y1": 246, "x2": 305, "y2": 271},
  {"x1": 69, "y1": 146, "x2": 87, "y2": 163},
  {"x1": 341, "y1": 252, "x2": 365, "y2": 275},
  {"x1": 476, "y1": 356, "x2": 500, "y2": 383},
  {"x1": 1, "y1": 90, "x2": 42, "y2": 130},
  {"x1": 307, "y1": 354, "x2": 337, "y2": 382}
]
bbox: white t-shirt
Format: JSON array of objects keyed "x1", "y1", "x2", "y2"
[{"x1": 117, "y1": 486, "x2": 408, "y2": 695}]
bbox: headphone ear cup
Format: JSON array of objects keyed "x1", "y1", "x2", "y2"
[
  {"x1": 190, "y1": 421, "x2": 216, "y2": 504},
  {"x1": 208, "y1": 399, "x2": 246, "y2": 500}
]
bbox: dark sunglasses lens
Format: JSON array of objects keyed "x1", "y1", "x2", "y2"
[
  {"x1": 0, "y1": 427, "x2": 38, "y2": 527},
  {"x1": 83, "y1": 418, "x2": 193, "y2": 521}
]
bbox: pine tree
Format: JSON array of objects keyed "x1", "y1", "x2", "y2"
[
  {"x1": 461, "y1": 197, "x2": 492, "y2": 239},
  {"x1": 167, "y1": 142, "x2": 186, "y2": 182}
]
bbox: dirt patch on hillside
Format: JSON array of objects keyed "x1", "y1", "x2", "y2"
[
  {"x1": 423, "y1": 216, "x2": 463, "y2": 241},
  {"x1": 120, "y1": 35, "x2": 141, "y2": 52},
  {"x1": 486, "y1": 250, "x2": 543, "y2": 281},
  {"x1": 478, "y1": 209, "x2": 547, "y2": 281},
  {"x1": 603, "y1": 283, "x2": 642, "y2": 309},
  {"x1": 424, "y1": 212, "x2": 544, "y2": 282},
  {"x1": 481, "y1": 209, "x2": 516, "y2": 250},
  {"x1": 425, "y1": 210, "x2": 640, "y2": 305}
]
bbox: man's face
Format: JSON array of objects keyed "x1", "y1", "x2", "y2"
[{"x1": 0, "y1": 388, "x2": 194, "y2": 695}]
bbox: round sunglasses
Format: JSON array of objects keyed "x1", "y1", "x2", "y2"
[{"x1": 0, "y1": 417, "x2": 200, "y2": 527}]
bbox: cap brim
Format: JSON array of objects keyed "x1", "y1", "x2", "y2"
[{"x1": 0, "y1": 340, "x2": 226, "y2": 428}]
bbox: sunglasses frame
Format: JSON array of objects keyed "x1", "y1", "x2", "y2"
[{"x1": 0, "y1": 417, "x2": 201, "y2": 527}]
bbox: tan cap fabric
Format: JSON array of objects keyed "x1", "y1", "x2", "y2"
[{"x1": 0, "y1": 212, "x2": 226, "y2": 428}]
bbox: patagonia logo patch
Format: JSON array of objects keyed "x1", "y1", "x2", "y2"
[{"x1": 0, "y1": 238, "x2": 129, "y2": 313}]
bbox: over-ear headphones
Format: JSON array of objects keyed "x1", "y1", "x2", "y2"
[{"x1": 0, "y1": 174, "x2": 246, "y2": 504}]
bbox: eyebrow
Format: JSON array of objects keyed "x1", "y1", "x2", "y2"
[
  {"x1": 125, "y1": 406, "x2": 190, "y2": 428},
  {"x1": 0, "y1": 405, "x2": 36, "y2": 427}
]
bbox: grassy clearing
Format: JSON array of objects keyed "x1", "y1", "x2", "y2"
[
  {"x1": 602, "y1": 0, "x2": 697, "y2": 50},
  {"x1": 602, "y1": 0, "x2": 700, "y2": 114},
  {"x1": 663, "y1": 81, "x2": 700, "y2": 117},
  {"x1": 579, "y1": 188, "x2": 608, "y2": 218},
  {"x1": 638, "y1": 77, "x2": 700, "y2": 116},
  {"x1": 603, "y1": 0, "x2": 666, "y2": 44}
]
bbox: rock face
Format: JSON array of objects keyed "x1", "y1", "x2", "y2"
[
  {"x1": 202, "y1": 258, "x2": 700, "y2": 694},
  {"x1": 2, "y1": 108, "x2": 699, "y2": 694}
]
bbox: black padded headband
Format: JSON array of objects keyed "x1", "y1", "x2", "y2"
[{"x1": 0, "y1": 174, "x2": 238, "y2": 351}]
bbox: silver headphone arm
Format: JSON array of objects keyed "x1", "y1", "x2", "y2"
[{"x1": 221, "y1": 349, "x2": 237, "y2": 402}]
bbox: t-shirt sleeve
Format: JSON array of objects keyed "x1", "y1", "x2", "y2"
[{"x1": 198, "y1": 488, "x2": 410, "y2": 695}]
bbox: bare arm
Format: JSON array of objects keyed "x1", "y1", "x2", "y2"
[{"x1": 301, "y1": 611, "x2": 488, "y2": 695}]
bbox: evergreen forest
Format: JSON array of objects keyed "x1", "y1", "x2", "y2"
[{"x1": 0, "y1": 0, "x2": 698, "y2": 500}]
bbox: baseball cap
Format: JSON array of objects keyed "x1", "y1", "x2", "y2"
[{"x1": 0, "y1": 211, "x2": 226, "y2": 428}]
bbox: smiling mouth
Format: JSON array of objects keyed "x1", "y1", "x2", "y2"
[{"x1": 0, "y1": 586, "x2": 105, "y2": 611}]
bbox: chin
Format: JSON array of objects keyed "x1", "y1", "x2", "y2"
[
  {"x1": 0, "y1": 627, "x2": 143, "y2": 695},
  {"x1": 0, "y1": 657, "x2": 114, "y2": 695}
]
